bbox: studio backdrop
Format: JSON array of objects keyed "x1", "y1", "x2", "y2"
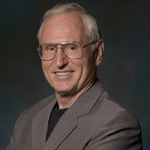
[{"x1": 0, "y1": 0, "x2": 150, "y2": 150}]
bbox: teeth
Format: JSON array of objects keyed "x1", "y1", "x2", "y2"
[{"x1": 56, "y1": 72, "x2": 72, "y2": 76}]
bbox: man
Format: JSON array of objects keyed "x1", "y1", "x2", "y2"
[{"x1": 7, "y1": 3, "x2": 142, "y2": 150}]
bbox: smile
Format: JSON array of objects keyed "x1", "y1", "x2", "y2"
[{"x1": 55, "y1": 71, "x2": 73, "y2": 76}]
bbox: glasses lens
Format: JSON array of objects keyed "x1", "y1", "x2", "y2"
[
  {"x1": 39, "y1": 44, "x2": 56, "y2": 60},
  {"x1": 64, "y1": 42, "x2": 82, "y2": 59},
  {"x1": 38, "y1": 42, "x2": 83, "y2": 60}
]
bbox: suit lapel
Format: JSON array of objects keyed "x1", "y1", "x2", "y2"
[
  {"x1": 32, "y1": 98, "x2": 56, "y2": 150},
  {"x1": 43, "y1": 80, "x2": 104, "y2": 150},
  {"x1": 43, "y1": 109, "x2": 78, "y2": 150}
]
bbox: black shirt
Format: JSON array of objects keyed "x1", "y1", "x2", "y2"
[{"x1": 46, "y1": 103, "x2": 68, "y2": 141}]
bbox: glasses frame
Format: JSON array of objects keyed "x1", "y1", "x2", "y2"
[{"x1": 37, "y1": 40, "x2": 99, "y2": 61}]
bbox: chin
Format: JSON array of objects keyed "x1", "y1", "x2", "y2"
[
  {"x1": 55, "y1": 86, "x2": 77, "y2": 96},
  {"x1": 54, "y1": 86, "x2": 72, "y2": 93}
]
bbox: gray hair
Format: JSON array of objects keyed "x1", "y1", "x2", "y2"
[{"x1": 37, "y1": 3, "x2": 101, "y2": 42}]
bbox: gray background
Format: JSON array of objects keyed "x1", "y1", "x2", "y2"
[{"x1": 0, "y1": 0, "x2": 149, "y2": 149}]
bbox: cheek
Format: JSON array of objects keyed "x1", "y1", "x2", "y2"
[
  {"x1": 83, "y1": 52, "x2": 95, "y2": 69},
  {"x1": 42, "y1": 62, "x2": 51, "y2": 80},
  {"x1": 42, "y1": 62, "x2": 47, "y2": 74},
  {"x1": 79, "y1": 55, "x2": 95, "y2": 78}
]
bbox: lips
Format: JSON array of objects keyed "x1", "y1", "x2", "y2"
[{"x1": 55, "y1": 71, "x2": 73, "y2": 76}]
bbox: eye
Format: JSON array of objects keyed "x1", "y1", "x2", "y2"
[
  {"x1": 66, "y1": 44, "x2": 77, "y2": 51},
  {"x1": 45, "y1": 45, "x2": 56, "y2": 51}
]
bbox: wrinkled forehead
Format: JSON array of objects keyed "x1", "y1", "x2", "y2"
[{"x1": 40, "y1": 12, "x2": 89, "y2": 44}]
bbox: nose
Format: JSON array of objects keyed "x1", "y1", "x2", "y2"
[{"x1": 54, "y1": 48, "x2": 68, "y2": 68}]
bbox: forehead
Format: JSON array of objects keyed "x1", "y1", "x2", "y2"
[{"x1": 40, "y1": 12, "x2": 88, "y2": 44}]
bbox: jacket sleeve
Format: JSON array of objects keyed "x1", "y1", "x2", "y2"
[
  {"x1": 85, "y1": 111, "x2": 143, "y2": 150},
  {"x1": 6, "y1": 113, "x2": 23, "y2": 150},
  {"x1": 6, "y1": 109, "x2": 32, "y2": 150}
]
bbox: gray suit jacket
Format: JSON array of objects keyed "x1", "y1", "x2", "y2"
[{"x1": 7, "y1": 80, "x2": 142, "y2": 150}]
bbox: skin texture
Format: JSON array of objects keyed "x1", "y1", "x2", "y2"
[{"x1": 40, "y1": 11, "x2": 104, "y2": 109}]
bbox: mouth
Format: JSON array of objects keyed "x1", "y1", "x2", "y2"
[{"x1": 55, "y1": 71, "x2": 73, "y2": 76}]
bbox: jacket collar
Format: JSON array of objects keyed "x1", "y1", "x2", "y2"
[
  {"x1": 32, "y1": 97, "x2": 56, "y2": 150},
  {"x1": 32, "y1": 80, "x2": 104, "y2": 150}
]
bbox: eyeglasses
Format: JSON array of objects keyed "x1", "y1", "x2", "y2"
[{"x1": 37, "y1": 40, "x2": 98, "y2": 61}]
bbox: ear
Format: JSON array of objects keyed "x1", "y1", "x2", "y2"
[{"x1": 95, "y1": 39, "x2": 104, "y2": 66}]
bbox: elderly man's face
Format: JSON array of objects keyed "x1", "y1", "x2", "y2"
[{"x1": 40, "y1": 12, "x2": 102, "y2": 97}]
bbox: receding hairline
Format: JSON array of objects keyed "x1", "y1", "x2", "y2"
[
  {"x1": 38, "y1": 11, "x2": 91, "y2": 41},
  {"x1": 43, "y1": 3, "x2": 89, "y2": 20},
  {"x1": 37, "y1": 3, "x2": 101, "y2": 42}
]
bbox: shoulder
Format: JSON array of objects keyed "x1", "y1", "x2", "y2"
[
  {"x1": 86, "y1": 80, "x2": 141, "y2": 129},
  {"x1": 90, "y1": 90, "x2": 142, "y2": 144},
  {"x1": 97, "y1": 89, "x2": 139, "y2": 124},
  {"x1": 85, "y1": 87, "x2": 142, "y2": 149},
  {"x1": 17, "y1": 95, "x2": 56, "y2": 122}
]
